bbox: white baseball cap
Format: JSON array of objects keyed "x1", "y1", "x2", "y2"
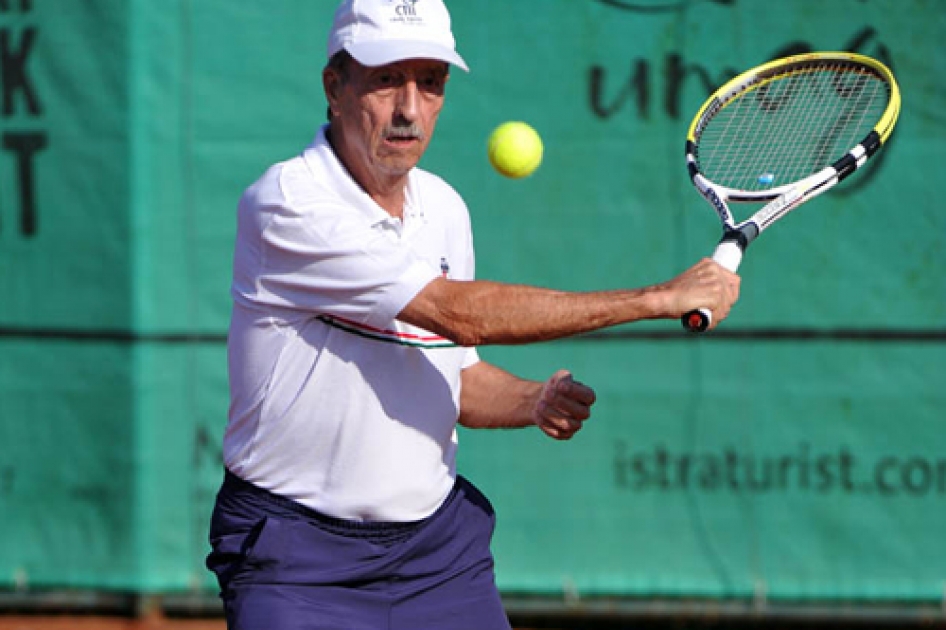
[{"x1": 327, "y1": 0, "x2": 469, "y2": 72}]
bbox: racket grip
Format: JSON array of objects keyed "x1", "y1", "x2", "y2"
[{"x1": 681, "y1": 237, "x2": 745, "y2": 333}]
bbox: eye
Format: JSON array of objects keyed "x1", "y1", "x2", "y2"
[
  {"x1": 419, "y1": 72, "x2": 446, "y2": 93},
  {"x1": 371, "y1": 70, "x2": 404, "y2": 90}
]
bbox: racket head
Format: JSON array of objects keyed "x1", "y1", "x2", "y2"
[{"x1": 685, "y1": 52, "x2": 901, "y2": 206}]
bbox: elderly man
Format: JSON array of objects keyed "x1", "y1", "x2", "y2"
[{"x1": 206, "y1": 1, "x2": 740, "y2": 628}]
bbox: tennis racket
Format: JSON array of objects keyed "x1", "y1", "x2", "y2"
[{"x1": 682, "y1": 51, "x2": 901, "y2": 333}]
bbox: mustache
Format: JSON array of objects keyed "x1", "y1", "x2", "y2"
[{"x1": 383, "y1": 122, "x2": 426, "y2": 142}]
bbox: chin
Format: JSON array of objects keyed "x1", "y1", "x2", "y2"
[{"x1": 377, "y1": 155, "x2": 421, "y2": 176}]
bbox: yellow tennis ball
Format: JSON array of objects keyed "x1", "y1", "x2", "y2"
[{"x1": 487, "y1": 121, "x2": 543, "y2": 179}]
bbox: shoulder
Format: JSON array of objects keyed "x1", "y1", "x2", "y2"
[{"x1": 241, "y1": 155, "x2": 333, "y2": 211}]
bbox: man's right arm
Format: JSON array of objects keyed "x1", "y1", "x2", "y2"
[{"x1": 397, "y1": 258, "x2": 740, "y2": 346}]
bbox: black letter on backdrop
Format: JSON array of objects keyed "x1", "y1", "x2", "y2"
[
  {"x1": 589, "y1": 60, "x2": 650, "y2": 119},
  {"x1": 663, "y1": 54, "x2": 722, "y2": 119},
  {"x1": 3, "y1": 131, "x2": 46, "y2": 236},
  {"x1": 1, "y1": 27, "x2": 40, "y2": 116}
]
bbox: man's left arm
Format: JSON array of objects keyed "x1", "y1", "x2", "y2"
[{"x1": 458, "y1": 362, "x2": 596, "y2": 441}]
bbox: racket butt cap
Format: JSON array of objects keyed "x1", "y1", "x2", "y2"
[{"x1": 682, "y1": 309, "x2": 711, "y2": 333}]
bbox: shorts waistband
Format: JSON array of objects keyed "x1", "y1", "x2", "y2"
[{"x1": 221, "y1": 469, "x2": 443, "y2": 542}]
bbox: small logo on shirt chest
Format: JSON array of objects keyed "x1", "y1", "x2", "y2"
[{"x1": 440, "y1": 257, "x2": 450, "y2": 278}]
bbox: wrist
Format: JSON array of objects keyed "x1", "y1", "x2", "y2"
[{"x1": 638, "y1": 284, "x2": 673, "y2": 320}]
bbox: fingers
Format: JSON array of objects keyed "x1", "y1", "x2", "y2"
[
  {"x1": 534, "y1": 370, "x2": 597, "y2": 440},
  {"x1": 674, "y1": 259, "x2": 741, "y2": 329},
  {"x1": 705, "y1": 260, "x2": 741, "y2": 329}
]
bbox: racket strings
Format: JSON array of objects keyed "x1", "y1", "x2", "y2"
[{"x1": 695, "y1": 62, "x2": 890, "y2": 192}]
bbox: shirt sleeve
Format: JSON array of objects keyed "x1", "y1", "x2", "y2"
[{"x1": 232, "y1": 166, "x2": 441, "y2": 330}]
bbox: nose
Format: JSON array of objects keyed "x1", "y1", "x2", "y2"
[{"x1": 394, "y1": 80, "x2": 420, "y2": 122}]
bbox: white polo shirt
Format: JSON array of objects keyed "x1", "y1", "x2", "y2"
[{"x1": 224, "y1": 125, "x2": 479, "y2": 522}]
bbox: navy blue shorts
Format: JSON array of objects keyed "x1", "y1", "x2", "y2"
[{"x1": 206, "y1": 470, "x2": 511, "y2": 630}]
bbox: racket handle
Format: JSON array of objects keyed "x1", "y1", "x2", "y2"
[{"x1": 681, "y1": 237, "x2": 745, "y2": 333}]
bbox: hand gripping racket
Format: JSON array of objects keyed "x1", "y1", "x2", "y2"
[{"x1": 682, "y1": 52, "x2": 901, "y2": 332}]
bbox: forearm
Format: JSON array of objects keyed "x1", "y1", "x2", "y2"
[
  {"x1": 401, "y1": 278, "x2": 667, "y2": 346},
  {"x1": 458, "y1": 361, "x2": 542, "y2": 430}
]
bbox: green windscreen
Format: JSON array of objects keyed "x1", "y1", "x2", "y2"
[{"x1": 0, "y1": 0, "x2": 942, "y2": 605}]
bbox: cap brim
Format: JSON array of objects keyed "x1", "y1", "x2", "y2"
[{"x1": 346, "y1": 39, "x2": 469, "y2": 73}]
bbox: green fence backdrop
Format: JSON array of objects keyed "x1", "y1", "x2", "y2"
[{"x1": 0, "y1": 0, "x2": 944, "y2": 607}]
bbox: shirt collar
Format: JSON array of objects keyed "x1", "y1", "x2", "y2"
[{"x1": 303, "y1": 125, "x2": 422, "y2": 229}]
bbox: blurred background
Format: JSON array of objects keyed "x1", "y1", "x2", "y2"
[{"x1": 0, "y1": 0, "x2": 943, "y2": 627}]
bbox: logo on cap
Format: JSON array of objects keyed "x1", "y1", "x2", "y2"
[
  {"x1": 396, "y1": 0, "x2": 418, "y2": 15},
  {"x1": 392, "y1": 0, "x2": 422, "y2": 24}
]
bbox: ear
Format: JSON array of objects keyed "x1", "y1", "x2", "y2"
[{"x1": 323, "y1": 67, "x2": 343, "y2": 117}]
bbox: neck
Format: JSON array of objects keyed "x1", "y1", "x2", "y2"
[
  {"x1": 327, "y1": 124, "x2": 408, "y2": 219},
  {"x1": 365, "y1": 174, "x2": 408, "y2": 220}
]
